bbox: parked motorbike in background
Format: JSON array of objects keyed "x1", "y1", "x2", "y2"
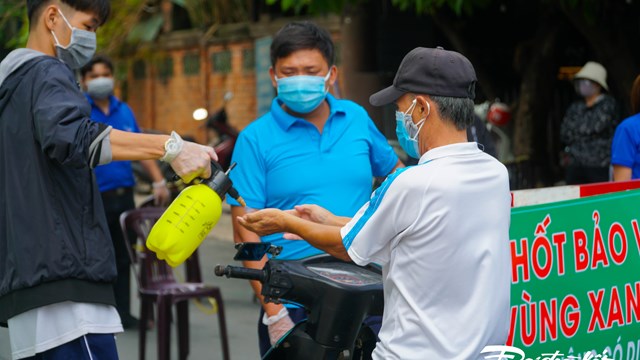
[
  {"x1": 473, "y1": 99, "x2": 514, "y2": 164},
  {"x1": 199, "y1": 91, "x2": 238, "y2": 171}
]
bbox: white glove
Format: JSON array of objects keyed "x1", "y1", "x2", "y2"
[
  {"x1": 152, "y1": 179, "x2": 171, "y2": 206},
  {"x1": 263, "y1": 307, "x2": 295, "y2": 346},
  {"x1": 161, "y1": 131, "x2": 218, "y2": 184}
]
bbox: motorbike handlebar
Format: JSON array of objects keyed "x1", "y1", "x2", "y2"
[{"x1": 214, "y1": 264, "x2": 266, "y2": 282}]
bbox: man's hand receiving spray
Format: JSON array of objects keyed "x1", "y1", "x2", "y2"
[
  {"x1": 238, "y1": 205, "x2": 350, "y2": 239},
  {"x1": 282, "y1": 205, "x2": 347, "y2": 240},
  {"x1": 237, "y1": 208, "x2": 289, "y2": 237}
]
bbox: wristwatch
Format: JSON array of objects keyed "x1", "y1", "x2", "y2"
[{"x1": 160, "y1": 131, "x2": 184, "y2": 163}]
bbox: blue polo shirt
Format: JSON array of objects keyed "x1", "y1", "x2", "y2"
[
  {"x1": 86, "y1": 95, "x2": 141, "y2": 192},
  {"x1": 612, "y1": 113, "x2": 640, "y2": 179},
  {"x1": 227, "y1": 94, "x2": 398, "y2": 260}
]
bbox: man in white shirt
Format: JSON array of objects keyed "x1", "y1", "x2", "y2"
[{"x1": 237, "y1": 46, "x2": 512, "y2": 359}]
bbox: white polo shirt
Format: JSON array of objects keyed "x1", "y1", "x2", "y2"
[{"x1": 341, "y1": 142, "x2": 511, "y2": 360}]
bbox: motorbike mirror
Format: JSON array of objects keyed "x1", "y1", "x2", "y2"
[
  {"x1": 193, "y1": 108, "x2": 208, "y2": 121},
  {"x1": 233, "y1": 242, "x2": 282, "y2": 261}
]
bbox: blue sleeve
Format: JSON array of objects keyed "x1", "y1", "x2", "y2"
[
  {"x1": 342, "y1": 168, "x2": 417, "y2": 265},
  {"x1": 366, "y1": 116, "x2": 398, "y2": 177},
  {"x1": 32, "y1": 61, "x2": 106, "y2": 168},
  {"x1": 611, "y1": 121, "x2": 637, "y2": 167},
  {"x1": 225, "y1": 129, "x2": 267, "y2": 208}
]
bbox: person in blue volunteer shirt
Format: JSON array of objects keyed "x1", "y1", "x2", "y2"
[
  {"x1": 227, "y1": 21, "x2": 403, "y2": 355},
  {"x1": 612, "y1": 74, "x2": 640, "y2": 181},
  {"x1": 80, "y1": 55, "x2": 171, "y2": 329}
]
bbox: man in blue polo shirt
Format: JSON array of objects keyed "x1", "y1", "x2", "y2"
[
  {"x1": 228, "y1": 21, "x2": 402, "y2": 355},
  {"x1": 80, "y1": 55, "x2": 170, "y2": 329}
]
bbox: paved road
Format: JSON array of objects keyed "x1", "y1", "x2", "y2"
[{"x1": 0, "y1": 205, "x2": 262, "y2": 359}]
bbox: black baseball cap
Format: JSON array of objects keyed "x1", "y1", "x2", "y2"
[{"x1": 370, "y1": 46, "x2": 477, "y2": 106}]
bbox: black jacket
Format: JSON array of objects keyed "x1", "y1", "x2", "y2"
[{"x1": 0, "y1": 53, "x2": 116, "y2": 323}]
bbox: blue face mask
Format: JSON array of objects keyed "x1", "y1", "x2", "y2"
[
  {"x1": 395, "y1": 99, "x2": 428, "y2": 159},
  {"x1": 275, "y1": 71, "x2": 331, "y2": 114}
]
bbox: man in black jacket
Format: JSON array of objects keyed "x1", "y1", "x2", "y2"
[{"x1": 0, "y1": 1, "x2": 217, "y2": 358}]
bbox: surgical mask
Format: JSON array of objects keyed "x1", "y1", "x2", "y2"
[
  {"x1": 50, "y1": 8, "x2": 96, "y2": 70},
  {"x1": 275, "y1": 71, "x2": 331, "y2": 114},
  {"x1": 576, "y1": 79, "x2": 598, "y2": 98},
  {"x1": 86, "y1": 77, "x2": 114, "y2": 99},
  {"x1": 395, "y1": 99, "x2": 428, "y2": 159}
]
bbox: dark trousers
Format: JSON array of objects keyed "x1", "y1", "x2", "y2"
[
  {"x1": 565, "y1": 164, "x2": 610, "y2": 185},
  {"x1": 24, "y1": 334, "x2": 118, "y2": 360},
  {"x1": 257, "y1": 307, "x2": 382, "y2": 357},
  {"x1": 101, "y1": 187, "x2": 136, "y2": 319}
]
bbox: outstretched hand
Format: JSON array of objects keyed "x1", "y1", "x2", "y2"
[
  {"x1": 286, "y1": 204, "x2": 334, "y2": 224},
  {"x1": 281, "y1": 204, "x2": 334, "y2": 240},
  {"x1": 237, "y1": 208, "x2": 288, "y2": 236}
]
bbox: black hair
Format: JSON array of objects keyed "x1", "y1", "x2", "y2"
[
  {"x1": 270, "y1": 21, "x2": 334, "y2": 67},
  {"x1": 429, "y1": 96, "x2": 475, "y2": 131},
  {"x1": 27, "y1": 0, "x2": 111, "y2": 28},
  {"x1": 80, "y1": 54, "x2": 114, "y2": 78}
]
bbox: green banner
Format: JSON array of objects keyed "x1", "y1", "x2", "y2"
[{"x1": 508, "y1": 189, "x2": 640, "y2": 359}]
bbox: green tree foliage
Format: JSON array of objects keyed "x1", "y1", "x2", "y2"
[
  {"x1": 266, "y1": 0, "x2": 364, "y2": 14},
  {"x1": 0, "y1": 1, "x2": 28, "y2": 49},
  {"x1": 96, "y1": 0, "x2": 148, "y2": 56},
  {"x1": 0, "y1": 0, "x2": 146, "y2": 56},
  {"x1": 176, "y1": 0, "x2": 250, "y2": 29},
  {"x1": 267, "y1": 0, "x2": 493, "y2": 15}
]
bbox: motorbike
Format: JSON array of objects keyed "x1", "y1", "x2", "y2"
[
  {"x1": 473, "y1": 99, "x2": 514, "y2": 164},
  {"x1": 215, "y1": 242, "x2": 384, "y2": 360}
]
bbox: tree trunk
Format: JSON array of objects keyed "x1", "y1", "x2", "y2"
[
  {"x1": 510, "y1": 10, "x2": 559, "y2": 188},
  {"x1": 431, "y1": 14, "x2": 499, "y2": 102}
]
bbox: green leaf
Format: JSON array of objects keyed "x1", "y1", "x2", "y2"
[
  {"x1": 126, "y1": 14, "x2": 164, "y2": 43},
  {"x1": 282, "y1": 0, "x2": 295, "y2": 10},
  {"x1": 453, "y1": 0, "x2": 464, "y2": 15}
]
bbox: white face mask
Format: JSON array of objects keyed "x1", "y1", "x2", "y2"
[
  {"x1": 575, "y1": 79, "x2": 599, "y2": 98},
  {"x1": 86, "y1": 77, "x2": 114, "y2": 100},
  {"x1": 50, "y1": 8, "x2": 96, "y2": 69}
]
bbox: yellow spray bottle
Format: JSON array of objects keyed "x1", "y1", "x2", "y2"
[{"x1": 146, "y1": 162, "x2": 245, "y2": 267}]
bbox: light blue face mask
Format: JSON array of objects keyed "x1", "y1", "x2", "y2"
[
  {"x1": 275, "y1": 71, "x2": 331, "y2": 114},
  {"x1": 395, "y1": 99, "x2": 428, "y2": 159}
]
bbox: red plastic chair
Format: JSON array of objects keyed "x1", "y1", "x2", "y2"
[{"x1": 119, "y1": 207, "x2": 230, "y2": 360}]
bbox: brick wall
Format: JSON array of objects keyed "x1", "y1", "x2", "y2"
[{"x1": 124, "y1": 39, "x2": 257, "y2": 143}]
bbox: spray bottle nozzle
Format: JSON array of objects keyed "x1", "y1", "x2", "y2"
[{"x1": 227, "y1": 187, "x2": 246, "y2": 207}]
